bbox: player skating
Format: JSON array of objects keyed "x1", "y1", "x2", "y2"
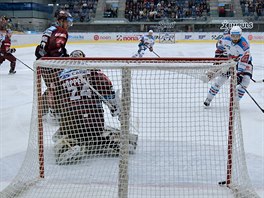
[
  {"x1": 0, "y1": 29, "x2": 17, "y2": 74},
  {"x1": 132, "y1": 30, "x2": 155, "y2": 58},
  {"x1": 36, "y1": 10, "x2": 73, "y2": 121},
  {"x1": 52, "y1": 50, "x2": 138, "y2": 165},
  {"x1": 204, "y1": 26, "x2": 253, "y2": 106},
  {"x1": 35, "y1": 10, "x2": 72, "y2": 59}
]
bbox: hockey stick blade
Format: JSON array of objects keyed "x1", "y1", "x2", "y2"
[
  {"x1": 243, "y1": 87, "x2": 264, "y2": 113},
  {"x1": 251, "y1": 78, "x2": 264, "y2": 83},
  {"x1": 152, "y1": 51, "x2": 160, "y2": 58}
]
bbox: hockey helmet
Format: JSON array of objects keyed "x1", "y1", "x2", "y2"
[
  {"x1": 6, "y1": 29, "x2": 12, "y2": 34},
  {"x1": 70, "y1": 50, "x2": 86, "y2": 57},
  {"x1": 148, "y1": 30, "x2": 154, "y2": 35},
  {"x1": 230, "y1": 26, "x2": 242, "y2": 43},
  {"x1": 1, "y1": 16, "x2": 10, "y2": 22},
  {"x1": 56, "y1": 10, "x2": 73, "y2": 26}
]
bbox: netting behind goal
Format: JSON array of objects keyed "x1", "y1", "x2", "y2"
[{"x1": 1, "y1": 57, "x2": 260, "y2": 198}]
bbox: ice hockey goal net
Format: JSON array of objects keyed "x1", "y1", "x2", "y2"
[{"x1": 1, "y1": 57, "x2": 260, "y2": 198}]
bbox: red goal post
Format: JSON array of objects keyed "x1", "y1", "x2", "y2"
[{"x1": 0, "y1": 57, "x2": 260, "y2": 198}]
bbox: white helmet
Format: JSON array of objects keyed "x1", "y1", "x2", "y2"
[
  {"x1": 70, "y1": 50, "x2": 85, "y2": 57},
  {"x1": 230, "y1": 26, "x2": 242, "y2": 42},
  {"x1": 148, "y1": 30, "x2": 154, "y2": 35}
]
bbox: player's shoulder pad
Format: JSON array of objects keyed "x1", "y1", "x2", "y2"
[
  {"x1": 43, "y1": 26, "x2": 57, "y2": 36},
  {"x1": 47, "y1": 26, "x2": 57, "y2": 32},
  {"x1": 222, "y1": 35, "x2": 232, "y2": 41}
]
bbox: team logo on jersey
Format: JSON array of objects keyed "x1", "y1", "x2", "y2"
[{"x1": 242, "y1": 41, "x2": 248, "y2": 48}]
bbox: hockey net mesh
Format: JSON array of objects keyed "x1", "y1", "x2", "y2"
[{"x1": 0, "y1": 57, "x2": 259, "y2": 198}]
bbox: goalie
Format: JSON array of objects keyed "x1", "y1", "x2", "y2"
[
  {"x1": 52, "y1": 50, "x2": 138, "y2": 165},
  {"x1": 132, "y1": 30, "x2": 155, "y2": 58},
  {"x1": 204, "y1": 26, "x2": 253, "y2": 106}
]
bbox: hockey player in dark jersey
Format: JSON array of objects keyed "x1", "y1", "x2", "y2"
[
  {"x1": 52, "y1": 50, "x2": 138, "y2": 165},
  {"x1": 35, "y1": 10, "x2": 72, "y2": 59},
  {"x1": 36, "y1": 10, "x2": 73, "y2": 118},
  {"x1": 0, "y1": 29, "x2": 17, "y2": 74}
]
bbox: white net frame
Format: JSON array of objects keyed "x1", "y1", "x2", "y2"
[{"x1": 0, "y1": 57, "x2": 260, "y2": 198}]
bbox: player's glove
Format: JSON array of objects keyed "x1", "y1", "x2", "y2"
[
  {"x1": 60, "y1": 47, "x2": 69, "y2": 57},
  {"x1": 149, "y1": 47, "x2": 153, "y2": 52},
  {"x1": 237, "y1": 73, "x2": 243, "y2": 85},
  {"x1": 7, "y1": 48, "x2": 16, "y2": 53}
]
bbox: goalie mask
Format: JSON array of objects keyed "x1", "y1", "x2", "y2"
[{"x1": 70, "y1": 50, "x2": 86, "y2": 57}]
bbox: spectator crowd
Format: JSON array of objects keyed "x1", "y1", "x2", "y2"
[
  {"x1": 124, "y1": 0, "x2": 210, "y2": 22},
  {"x1": 240, "y1": 0, "x2": 264, "y2": 18},
  {"x1": 56, "y1": 0, "x2": 98, "y2": 22}
]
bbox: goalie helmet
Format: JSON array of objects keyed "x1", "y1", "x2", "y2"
[
  {"x1": 70, "y1": 50, "x2": 86, "y2": 57},
  {"x1": 230, "y1": 26, "x2": 242, "y2": 43}
]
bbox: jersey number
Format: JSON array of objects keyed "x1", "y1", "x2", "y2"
[{"x1": 67, "y1": 76, "x2": 92, "y2": 100}]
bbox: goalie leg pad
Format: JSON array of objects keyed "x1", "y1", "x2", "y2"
[
  {"x1": 101, "y1": 127, "x2": 138, "y2": 155},
  {"x1": 54, "y1": 136, "x2": 85, "y2": 165}
]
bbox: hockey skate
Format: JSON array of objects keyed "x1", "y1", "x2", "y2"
[
  {"x1": 8, "y1": 70, "x2": 16, "y2": 75},
  {"x1": 204, "y1": 98, "x2": 212, "y2": 107}
]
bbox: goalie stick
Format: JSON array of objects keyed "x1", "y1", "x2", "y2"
[
  {"x1": 78, "y1": 74, "x2": 117, "y2": 111},
  {"x1": 78, "y1": 74, "x2": 140, "y2": 133}
]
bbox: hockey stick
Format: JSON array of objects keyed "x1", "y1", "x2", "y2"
[
  {"x1": 240, "y1": 84, "x2": 264, "y2": 113},
  {"x1": 144, "y1": 45, "x2": 160, "y2": 58},
  {"x1": 15, "y1": 57, "x2": 35, "y2": 72},
  {"x1": 151, "y1": 50, "x2": 160, "y2": 58},
  {"x1": 78, "y1": 74, "x2": 118, "y2": 112},
  {"x1": 251, "y1": 78, "x2": 264, "y2": 83}
]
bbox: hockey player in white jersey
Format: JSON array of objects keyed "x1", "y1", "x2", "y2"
[
  {"x1": 132, "y1": 30, "x2": 155, "y2": 58},
  {"x1": 204, "y1": 26, "x2": 253, "y2": 106}
]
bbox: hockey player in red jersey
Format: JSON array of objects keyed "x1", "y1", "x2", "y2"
[
  {"x1": 37, "y1": 10, "x2": 73, "y2": 117},
  {"x1": 52, "y1": 50, "x2": 138, "y2": 165},
  {"x1": 35, "y1": 10, "x2": 73, "y2": 59},
  {"x1": 0, "y1": 29, "x2": 17, "y2": 74}
]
